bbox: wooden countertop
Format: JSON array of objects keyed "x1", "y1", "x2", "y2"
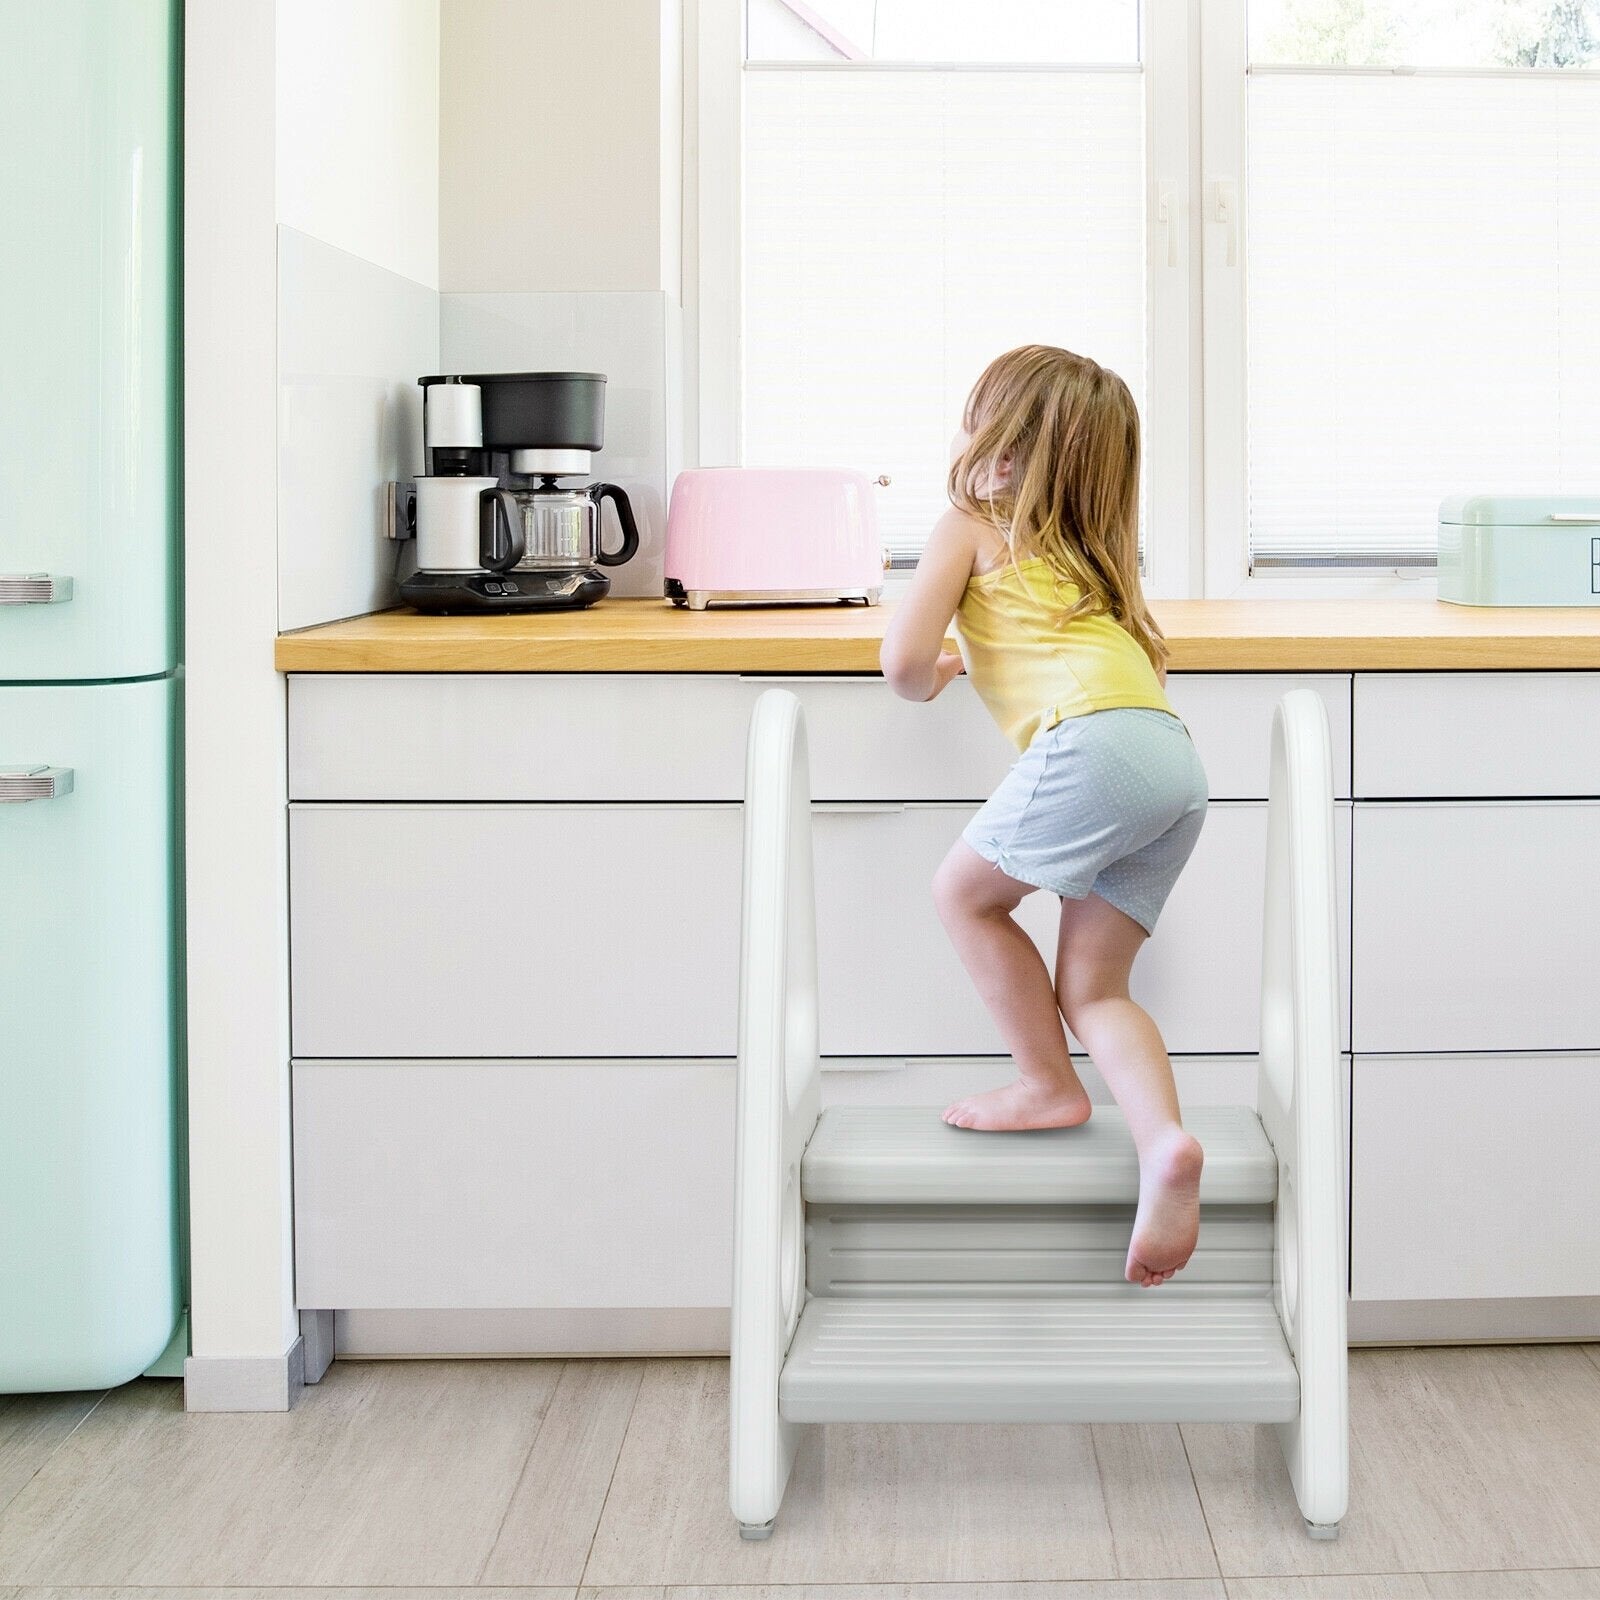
[{"x1": 274, "y1": 597, "x2": 1600, "y2": 673}]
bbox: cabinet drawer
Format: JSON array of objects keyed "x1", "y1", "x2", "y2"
[
  {"x1": 814, "y1": 802, "x2": 1351, "y2": 1057},
  {"x1": 288, "y1": 671, "x2": 1348, "y2": 803},
  {"x1": 291, "y1": 796, "x2": 1351, "y2": 1062},
  {"x1": 292, "y1": 1053, "x2": 1290, "y2": 1316},
  {"x1": 1355, "y1": 673, "x2": 1600, "y2": 797},
  {"x1": 288, "y1": 673, "x2": 1013, "y2": 802},
  {"x1": 1352, "y1": 803, "x2": 1600, "y2": 1053},
  {"x1": 1351, "y1": 1054, "x2": 1600, "y2": 1302},
  {"x1": 289, "y1": 803, "x2": 743, "y2": 1058},
  {"x1": 291, "y1": 1059, "x2": 735, "y2": 1309},
  {"x1": 1166, "y1": 674, "x2": 1350, "y2": 800}
]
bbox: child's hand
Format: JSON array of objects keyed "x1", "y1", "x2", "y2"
[{"x1": 925, "y1": 651, "x2": 966, "y2": 699}]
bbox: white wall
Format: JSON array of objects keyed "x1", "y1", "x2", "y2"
[
  {"x1": 276, "y1": 0, "x2": 441, "y2": 289},
  {"x1": 439, "y1": 0, "x2": 680, "y2": 294}
]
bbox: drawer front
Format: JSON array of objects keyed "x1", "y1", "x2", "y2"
[
  {"x1": 291, "y1": 796, "x2": 1352, "y2": 1062},
  {"x1": 1352, "y1": 803, "x2": 1600, "y2": 1053},
  {"x1": 289, "y1": 671, "x2": 1348, "y2": 803},
  {"x1": 288, "y1": 673, "x2": 1012, "y2": 802},
  {"x1": 291, "y1": 1059, "x2": 736, "y2": 1309},
  {"x1": 814, "y1": 802, "x2": 1352, "y2": 1058},
  {"x1": 1351, "y1": 1054, "x2": 1600, "y2": 1302},
  {"x1": 292, "y1": 1053, "x2": 1284, "y2": 1315},
  {"x1": 289, "y1": 804, "x2": 743, "y2": 1058},
  {"x1": 1355, "y1": 672, "x2": 1600, "y2": 798},
  {"x1": 1166, "y1": 674, "x2": 1350, "y2": 800}
]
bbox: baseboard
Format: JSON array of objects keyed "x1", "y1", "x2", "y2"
[
  {"x1": 332, "y1": 1306, "x2": 730, "y2": 1357},
  {"x1": 184, "y1": 1334, "x2": 306, "y2": 1411},
  {"x1": 1350, "y1": 1295, "x2": 1600, "y2": 1345}
]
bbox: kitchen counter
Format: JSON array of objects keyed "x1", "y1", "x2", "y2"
[{"x1": 274, "y1": 597, "x2": 1600, "y2": 673}]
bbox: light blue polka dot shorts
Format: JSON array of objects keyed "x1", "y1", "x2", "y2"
[{"x1": 961, "y1": 707, "x2": 1209, "y2": 934}]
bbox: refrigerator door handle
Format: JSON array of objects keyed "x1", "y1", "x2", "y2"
[
  {"x1": 0, "y1": 766, "x2": 75, "y2": 802},
  {"x1": 0, "y1": 573, "x2": 74, "y2": 604}
]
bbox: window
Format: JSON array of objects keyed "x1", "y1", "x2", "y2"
[
  {"x1": 694, "y1": 0, "x2": 1600, "y2": 593},
  {"x1": 1241, "y1": 0, "x2": 1600, "y2": 570},
  {"x1": 739, "y1": 0, "x2": 1148, "y2": 563}
]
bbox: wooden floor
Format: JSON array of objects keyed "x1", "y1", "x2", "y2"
[{"x1": 2, "y1": 1348, "x2": 1599, "y2": 1598}]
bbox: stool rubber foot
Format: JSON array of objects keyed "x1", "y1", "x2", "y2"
[
  {"x1": 739, "y1": 1520, "x2": 775, "y2": 1541},
  {"x1": 1305, "y1": 1520, "x2": 1341, "y2": 1541}
]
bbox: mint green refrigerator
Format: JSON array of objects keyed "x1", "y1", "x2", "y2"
[{"x1": 0, "y1": 0, "x2": 183, "y2": 1390}]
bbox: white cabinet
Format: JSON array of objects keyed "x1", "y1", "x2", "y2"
[
  {"x1": 291, "y1": 1059, "x2": 736, "y2": 1310},
  {"x1": 1352, "y1": 802, "x2": 1600, "y2": 1053},
  {"x1": 813, "y1": 801, "x2": 1351, "y2": 1058},
  {"x1": 288, "y1": 671, "x2": 1350, "y2": 803},
  {"x1": 1351, "y1": 1054, "x2": 1600, "y2": 1303},
  {"x1": 1356, "y1": 673, "x2": 1600, "y2": 798},
  {"x1": 289, "y1": 803, "x2": 743, "y2": 1058}
]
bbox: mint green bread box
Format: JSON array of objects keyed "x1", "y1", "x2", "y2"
[{"x1": 1437, "y1": 495, "x2": 1600, "y2": 606}]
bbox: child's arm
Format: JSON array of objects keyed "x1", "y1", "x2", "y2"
[{"x1": 880, "y1": 509, "x2": 977, "y2": 702}]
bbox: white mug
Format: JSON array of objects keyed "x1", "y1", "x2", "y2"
[{"x1": 415, "y1": 477, "x2": 522, "y2": 573}]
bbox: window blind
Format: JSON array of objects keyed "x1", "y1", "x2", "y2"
[
  {"x1": 741, "y1": 68, "x2": 1146, "y2": 555},
  {"x1": 1246, "y1": 73, "x2": 1600, "y2": 568}
]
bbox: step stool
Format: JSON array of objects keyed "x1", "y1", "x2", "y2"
[{"x1": 730, "y1": 689, "x2": 1348, "y2": 1541}]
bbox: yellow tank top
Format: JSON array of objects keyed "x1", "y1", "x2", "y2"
[{"x1": 956, "y1": 555, "x2": 1172, "y2": 751}]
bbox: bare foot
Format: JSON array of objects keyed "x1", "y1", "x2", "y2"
[
  {"x1": 942, "y1": 1078, "x2": 1093, "y2": 1131},
  {"x1": 1126, "y1": 1129, "x2": 1204, "y2": 1287}
]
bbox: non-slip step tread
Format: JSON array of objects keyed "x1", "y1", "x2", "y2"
[
  {"x1": 800, "y1": 1104, "x2": 1277, "y2": 1206},
  {"x1": 779, "y1": 1294, "x2": 1300, "y2": 1424}
]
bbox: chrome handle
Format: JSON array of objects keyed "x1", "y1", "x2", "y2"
[
  {"x1": 1547, "y1": 513, "x2": 1600, "y2": 524},
  {"x1": 0, "y1": 573, "x2": 73, "y2": 604},
  {"x1": 0, "y1": 766, "x2": 75, "y2": 803}
]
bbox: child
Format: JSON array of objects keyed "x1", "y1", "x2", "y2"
[{"x1": 880, "y1": 345, "x2": 1209, "y2": 1288}]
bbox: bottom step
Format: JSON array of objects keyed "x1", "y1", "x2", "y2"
[{"x1": 779, "y1": 1295, "x2": 1300, "y2": 1424}]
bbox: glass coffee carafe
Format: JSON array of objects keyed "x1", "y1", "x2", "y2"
[{"x1": 513, "y1": 479, "x2": 639, "y2": 574}]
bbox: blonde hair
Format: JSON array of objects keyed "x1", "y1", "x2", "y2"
[{"x1": 948, "y1": 344, "x2": 1167, "y2": 672}]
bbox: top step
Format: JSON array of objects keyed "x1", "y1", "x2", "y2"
[{"x1": 800, "y1": 1104, "x2": 1278, "y2": 1206}]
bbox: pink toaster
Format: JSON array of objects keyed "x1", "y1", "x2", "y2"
[{"x1": 663, "y1": 468, "x2": 887, "y2": 609}]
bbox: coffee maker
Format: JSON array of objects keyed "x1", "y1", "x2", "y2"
[{"x1": 398, "y1": 371, "x2": 639, "y2": 613}]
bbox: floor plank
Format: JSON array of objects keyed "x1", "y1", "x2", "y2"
[
  {"x1": 0, "y1": 1397, "x2": 102, "y2": 1522},
  {"x1": 1185, "y1": 1346, "x2": 1600, "y2": 1577},
  {"x1": 578, "y1": 1586, "x2": 1227, "y2": 1600},
  {"x1": 1224, "y1": 1576, "x2": 1430, "y2": 1598},
  {"x1": 0, "y1": 1363, "x2": 567, "y2": 1588},
  {"x1": 1424, "y1": 1573, "x2": 1600, "y2": 1598},
  {"x1": 581, "y1": 1360, "x2": 1220, "y2": 1585},
  {"x1": 481, "y1": 1360, "x2": 645, "y2": 1585},
  {"x1": 0, "y1": 1589, "x2": 577, "y2": 1599}
]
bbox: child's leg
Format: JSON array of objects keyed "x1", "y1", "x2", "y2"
[
  {"x1": 1055, "y1": 892, "x2": 1203, "y2": 1287},
  {"x1": 933, "y1": 840, "x2": 1092, "y2": 1131}
]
